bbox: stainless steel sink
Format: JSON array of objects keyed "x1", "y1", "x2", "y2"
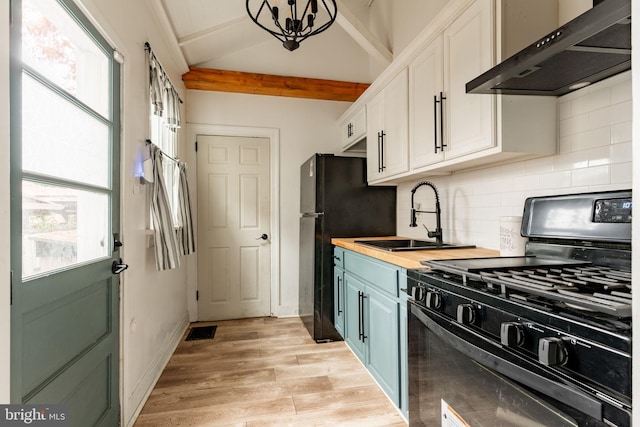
[{"x1": 354, "y1": 239, "x2": 475, "y2": 252}]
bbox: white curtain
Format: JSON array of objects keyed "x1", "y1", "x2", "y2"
[
  {"x1": 148, "y1": 46, "x2": 181, "y2": 129},
  {"x1": 149, "y1": 144, "x2": 181, "y2": 270},
  {"x1": 176, "y1": 162, "x2": 195, "y2": 255}
]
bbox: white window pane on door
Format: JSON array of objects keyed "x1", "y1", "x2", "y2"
[
  {"x1": 22, "y1": 74, "x2": 109, "y2": 188},
  {"x1": 22, "y1": 0, "x2": 110, "y2": 118},
  {"x1": 22, "y1": 181, "x2": 109, "y2": 279}
]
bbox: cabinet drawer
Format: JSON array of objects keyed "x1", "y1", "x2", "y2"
[{"x1": 344, "y1": 251, "x2": 399, "y2": 296}]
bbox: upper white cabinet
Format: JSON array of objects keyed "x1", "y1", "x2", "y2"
[
  {"x1": 338, "y1": 0, "x2": 560, "y2": 184},
  {"x1": 366, "y1": 69, "x2": 409, "y2": 182},
  {"x1": 409, "y1": 36, "x2": 444, "y2": 169},
  {"x1": 340, "y1": 107, "x2": 367, "y2": 151},
  {"x1": 408, "y1": 0, "x2": 558, "y2": 175}
]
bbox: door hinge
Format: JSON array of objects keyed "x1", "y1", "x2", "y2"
[
  {"x1": 195, "y1": 141, "x2": 198, "y2": 152},
  {"x1": 196, "y1": 290, "x2": 199, "y2": 301}
]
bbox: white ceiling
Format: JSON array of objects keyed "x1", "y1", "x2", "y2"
[{"x1": 160, "y1": 0, "x2": 391, "y2": 83}]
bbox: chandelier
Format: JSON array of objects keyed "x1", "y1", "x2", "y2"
[{"x1": 246, "y1": 0, "x2": 338, "y2": 51}]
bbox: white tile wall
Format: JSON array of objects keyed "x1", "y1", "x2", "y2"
[{"x1": 397, "y1": 72, "x2": 632, "y2": 250}]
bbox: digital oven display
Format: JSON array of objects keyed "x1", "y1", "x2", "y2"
[{"x1": 593, "y1": 198, "x2": 632, "y2": 223}]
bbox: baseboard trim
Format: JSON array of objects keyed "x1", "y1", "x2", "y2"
[{"x1": 124, "y1": 314, "x2": 189, "y2": 427}]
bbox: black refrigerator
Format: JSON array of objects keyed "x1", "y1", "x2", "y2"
[{"x1": 299, "y1": 154, "x2": 396, "y2": 342}]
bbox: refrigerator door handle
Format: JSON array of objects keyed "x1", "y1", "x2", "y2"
[{"x1": 301, "y1": 212, "x2": 324, "y2": 218}]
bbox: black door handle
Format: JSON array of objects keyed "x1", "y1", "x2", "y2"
[
  {"x1": 256, "y1": 233, "x2": 269, "y2": 240},
  {"x1": 112, "y1": 259, "x2": 128, "y2": 274}
]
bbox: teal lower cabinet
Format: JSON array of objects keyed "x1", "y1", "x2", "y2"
[
  {"x1": 335, "y1": 247, "x2": 407, "y2": 417},
  {"x1": 344, "y1": 273, "x2": 367, "y2": 361},
  {"x1": 367, "y1": 284, "x2": 400, "y2": 406}
]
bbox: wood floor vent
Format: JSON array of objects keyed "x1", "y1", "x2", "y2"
[{"x1": 185, "y1": 325, "x2": 217, "y2": 341}]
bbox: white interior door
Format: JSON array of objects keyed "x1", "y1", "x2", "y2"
[{"x1": 196, "y1": 135, "x2": 271, "y2": 320}]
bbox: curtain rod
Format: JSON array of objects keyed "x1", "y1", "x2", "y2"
[
  {"x1": 145, "y1": 42, "x2": 184, "y2": 104},
  {"x1": 146, "y1": 139, "x2": 181, "y2": 164}
]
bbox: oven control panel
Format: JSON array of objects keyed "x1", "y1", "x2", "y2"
[{"x1": 593, "y1": 197, "x2": 632, "y2": 223}]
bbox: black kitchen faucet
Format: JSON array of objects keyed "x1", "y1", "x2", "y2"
[{"x1": 409, "y1": 181, "x2": 443, "y2": 244}]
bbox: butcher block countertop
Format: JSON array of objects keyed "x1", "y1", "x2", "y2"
[{"x1": 331, "y1": 236, "x2": 500, "y2": 269}]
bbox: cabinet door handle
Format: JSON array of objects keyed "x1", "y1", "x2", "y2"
[
  {"x1": 380, "y1": 131, "x2": 386, "y2": 172},
  {"x1": 440, "y1": 92, "x2": 447, "y2": 150},
  {"x1": 433, "y1": 94, "x2": 439, "y2": 154},
  {"x1": 358, "y1": 291, "x2": 363, "y2": 340},
  {"x1": 378, "y1": 132, "x2": 382, "y2": 173},
  {"x1": 337, "y1": 276, "x2": 342, "y2": 315},
  {"x1": 361, "y1": 293, "x2": 367, "y2": 342}
]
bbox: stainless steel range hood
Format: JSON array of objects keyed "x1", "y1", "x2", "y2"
[{"x1": 466, "y1": 0, "x2": 631, "y2": 96}]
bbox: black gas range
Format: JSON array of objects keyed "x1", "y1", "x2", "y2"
[{"x1": 407, "y1": 190, "x2": 632, "y2": 427}]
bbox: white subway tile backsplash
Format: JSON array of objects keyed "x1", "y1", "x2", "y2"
[
  {"x1": 571, "y1": 165, "x2": 610, "y2": 187},
  {"x1": 572, "y1": 87, "x2": 610, "y2": 116},
  {"x1": 611, "y1": 142, "x2": 632, "y2": 164},
  {"x1": 539, "y1": 170, "x2": 571, "y2": 189},
  {"x1": 611, "y1": 162, "x2": 632, "y2": 184},
  {"x1": 571, "y1": 127, "x2": 611, "y2": 151},
  {"x1": 610, "y1": 100, "x2": 632, "y2": 124},
  {"x1": 557, "y1": 135, "x2": 573, "y2": 154},
  {"x1": 587, "y1": 106, "x2": 614, "y2": 130},
  {"x1": 524, "y1": 157, "x2": 553, "y2": 175},
  {"x1": 610, "y1": 76, "x2": 632, "y2": 103},
  {"x1": 397, "y1": 75, "x2": 631, "y2": 251},
  {"x1": 558, "y1": 100, "x2": 572, "y2": 120},
  {"x1": 587, "y1": 146, "x2": 612, "y2": 167},
  {"x1": 559, "y1": 113, "x2": 589, "y2": 137},
  {"x1": 611, "y1": 121, "x2": 632, "y2": 144},
  {"x1": 553, "y1": 151, "x2": 589, "y2": 171}
]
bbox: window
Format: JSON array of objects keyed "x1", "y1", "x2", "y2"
[{"x1": 20, "y1": 0, "x2": 117, "y2": 278}]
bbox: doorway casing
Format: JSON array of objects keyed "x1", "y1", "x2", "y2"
[{"x1": 186, "y1": 124, "x2": 281, "y2": 321}]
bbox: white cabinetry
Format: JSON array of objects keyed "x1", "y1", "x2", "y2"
[
  {"x1": 409, "y1": 36, "x2": 444, "y2": 169},
  {"x1": 340, "y1": 107, "x2": 366, "y2": 151},
  {"x1": 366, "y1": 69, "x2": 409, "y2": 182},
  {"x1": 408, "y1": 0, "x2": 558, "y2": 175}
]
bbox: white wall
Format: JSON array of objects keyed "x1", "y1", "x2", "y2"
[
  {"x1": 397, "y1": 72, "x2": 632, "y2": 249},
  {"x1": 186, "y1": 90, "x2": 350, "y2": 317},
  {"x1": 0, "y1": 0, "x2": 10, "y2": 404}
]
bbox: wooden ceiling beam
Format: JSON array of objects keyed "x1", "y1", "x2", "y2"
[{"x1": 182, "y1": 67, "x2": 369, "y2": 102}]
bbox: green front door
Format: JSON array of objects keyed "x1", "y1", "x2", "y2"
[{"x1": 10, "y1": 0, "x2": 121, "y2": 425}]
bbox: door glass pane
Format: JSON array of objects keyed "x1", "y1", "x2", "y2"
[
  {"x1": 22, "y1": 0, "x2": 110, "y2": 118},
  {"x1": 22, "y1": 73, "x2": 109, "y2": 188},
  {"x1": 22, "y1": 181, "x2": 109, "y2": 279}
]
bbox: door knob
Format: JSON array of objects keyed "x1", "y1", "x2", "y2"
[
  {"x1": 112, "y1": 259, "x2": 129, "y2": 274},
  {"x1": 256, "y1": 233, "x2": 269, "y2": 240}
]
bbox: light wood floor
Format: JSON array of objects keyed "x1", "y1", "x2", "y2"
[{"x1": 134, "y1": 317, "x2": 407, "y2": 426}]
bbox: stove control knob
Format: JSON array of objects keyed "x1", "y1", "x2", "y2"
[
  {"x1": 457, "y1": 304, "x2": 476, "y2": 325},
  {"x1": 538, "y1": 337, "x2": 568, "y2": 366},
  {"x1": 425, "y1": 291, "x2": 442, "y2": 310},
  {"x1": 500, "y1": 322, "x2": 524, "y2": 347},
  {"x1": 412, "y1": 284, "x2": 426, "y2": 302}
]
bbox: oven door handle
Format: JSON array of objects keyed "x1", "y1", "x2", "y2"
[{"x1": 410, "y1": 303, "x2": 604, "y2": 421}]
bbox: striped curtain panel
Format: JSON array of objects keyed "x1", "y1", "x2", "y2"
[
  {"x1": 176, "y1": 162, "x2": 195, "y2": 255},
  {"x1": 149, "y1": 144, "x2": 181, "y2": 270}
]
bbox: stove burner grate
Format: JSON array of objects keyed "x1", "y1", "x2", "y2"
[{"x1": 480, "y1": 265, "x2": 632, "y2": 318}]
